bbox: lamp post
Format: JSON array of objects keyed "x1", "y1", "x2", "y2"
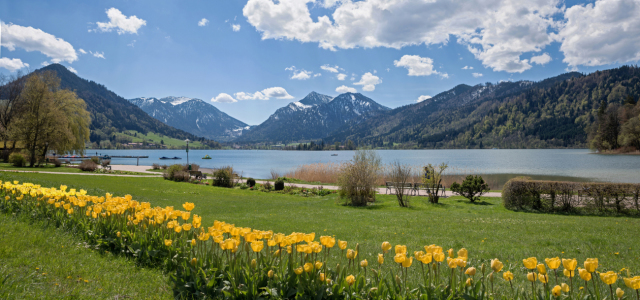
[{"x1": 185, "y1": 139, "x2": 190, "y2": 168}]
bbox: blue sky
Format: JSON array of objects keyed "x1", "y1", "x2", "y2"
[{"x1": 2, "y1": 0, "x2": 640, "y2": 125}]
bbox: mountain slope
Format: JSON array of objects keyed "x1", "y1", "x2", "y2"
[
  {"x1": 325, "y1": 71, "x2": 596, "y2": 148},
  {"x1": 37, "y1": 64, "x2": 219, "y2": 147},
  {"x1": 237, "y1": 92, "x2": 389, "y2": 142},
  {"x1": 128, "y1": 96, "x2": 248, "y2": 141}
]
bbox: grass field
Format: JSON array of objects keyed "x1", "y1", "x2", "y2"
[
  {"x1": 0, "y1": 163, "x2": 83, "y2": 173},
  {"x1": 115, "y1": 130, "x2": 205, "y2": 148},
  {"x1": 0, "y1": 213, "x2": 171, "y2": 299}
]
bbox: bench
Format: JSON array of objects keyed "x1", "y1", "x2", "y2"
[
  {"x1": 385, "y1": 182, "x2": 414, "y2": 195},
  {"x1": 413, "y1": 183, "x2": 446, "y2": 197}
]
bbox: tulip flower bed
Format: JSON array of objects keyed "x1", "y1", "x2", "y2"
[{"x1": 2, "y1": 179, "x2": 640, "y2": 300}]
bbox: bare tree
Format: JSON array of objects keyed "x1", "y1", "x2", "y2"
[
  {"x1": 422, "y1": 163, "x2": 449, "y2": 203},
  {"x1": 389, "y1": 161, "x2": 413, "y2": 207}
]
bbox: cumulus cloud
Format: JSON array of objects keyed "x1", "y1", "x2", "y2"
[
  {"x1": 67, "y1": 66, "x2": 77, "y2": 74},
  {"x1": 462, "y1": 66, "x2": 473, "y2": 69},
  {"x1": 417, "y1": 95, "x2": 432, "y2": 103},
  {"x1": 233, "y1": 87, "x2": 295, "y2": 101},
  {"x1": 336, "y1": 85, "x2": 357, "y2": 93},
  {"x1": 243, "y1": 0, "x2": 562, "y2": 73},
  {"x1": 394, "y1": 55, "x2": 443, "y2": 77},
  {"x1": 212, "y1": 93, "x2": 238, "y2": 103},
  {"x1": 198, "y1": 18, "x2": 209, "y2": 27},
  {"x1": 472, "y1": 73, "x2": 483, "y2": 78},
  {"x1": 322, "y1": 0, "x2": 341, "y2": 8},
  {"x1": 95, "y1": 8, "x2": 146, "y2": 34},
  {"x1": 79, "y1": 49, "x2": 87, "y2": 54},
  {"x1": 313, "y1": 73, "x2": 322, "y2": 77},
  {"x1": 91, "y1": 51, "x2": 105, "y2": 59},
  {"x1": 0, "y1": 58, "x2": 29, "y2": 72},
  {"x1": 286, "y1": 66, "x2": 316, "y2": 80},
  {"x1": 1, "y1": 21, "x2": 77, "y2": 63},
  {"x1": 337, "y1": 73, "x2": 347, "y2": 80},
  {"x1": 530, "y1": 53, "x2": 552, "y2": 65},
  {"x1": 558, "y1": 0, "x2": 640, "y2": 67},
  {"x1": 320, "y1": 64, "x2": 339, "y2": 73},
  {"x1": 232, "y1": 24, "x2": 241, "y2": 32},
  {"x1": 354, "y1": 72, "x2": 381, "y2": 91}
]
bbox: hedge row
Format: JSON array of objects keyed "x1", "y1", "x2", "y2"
[{"x1": 503, "y1": 178, "x2": 640, "y2": 213}]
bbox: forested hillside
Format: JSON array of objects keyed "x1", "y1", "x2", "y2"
[
  {"x1": 325, "y1": 66, "x2": 640, "y2": 149},
  {"x1": 37, "y1": 64, "x2": 220, "y2": 148}
]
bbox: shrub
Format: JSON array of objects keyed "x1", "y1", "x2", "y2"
[
  {"x1": 239, "y1": 183, "x2": 248, "y2": 190},
  {"x1": 79, "y1": 159, "x2": 98, "y2": 171},
  {"x1": 8, "y1": 153, "x2": 25, "y2": 167},
  {"x1": 270, "y1": 169, "x2": 280, "y2": 180},
  {"x1": 450, "y1": 175, "x2": 490, "y2": 202},
  {"x1": 262, "y1": 181, "x2": 272, "y2": 191},
  {"x1": 152, "y1": 163, "x2": 161, "y2": 170},
  {"x1": 246, "y1": 178, "x2": 256, "y2": 187},
  {"x1": 101, "y1": 159, "x2": 111, "y2": 169},
  {"x1": 337, "y1": 149, "x2": 381, "y2": 206},
  {"x1": 51, "y1": 158, "x2": 62, "y2": 167},
  {"x1": 421, "y1": 163, "x2": 449, "y2": 204},
  {"x1": 388, "y1": 161, "x2": 413, "y2": 207},
  {"x1": 503, "y1": 178, "x2": 640, "y2": 214},
  {"x1": 90, "y1": 156, "x2": 101, "y2": 165},
  {"x1": 274, "y1": 179, "x2": 285, "y2": 191},
  {"x1": 163, "y1": 164, "x2": 191, "y2": 182},
  {"x1": 213, "y1": 168, "x2": 233, "y2": 188},
  {"x1": 161, "y1": 164, "x2": 168, "y2": 170}
]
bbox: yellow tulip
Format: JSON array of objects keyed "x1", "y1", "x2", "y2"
[
  {"x1": 503, "y1": 271, "x2": 514, "y2": 281},
  {"x1": 394, "y1": 253, "x2": 406, "y2": 264},
  {"x1": 116, "y1": 231, "x2": 121, "y2": 238},
  {"x1": 360, "y1": 259, "x2": 368, "y2": 268},
  {"x1": 491, "y1": 258, "x2": 504, "y2": 272},
  {"x1": 401, "y1": 256, "x2": 413, "y2": 268},
  {"x1": 616, "y1": 287, "x2": 624, "y2": 299},
  {"x1": 584, "y1": 258, "x2": 598, "y2": 273},
  {"x1": 381, "y1": 241, "x2": 392, "y2": 253},
  {"x1": 466, "y1": 278, "x2": 472, "y2": 287},
  {"x1": 164, "y1": 239, "x2": 172, "y2": 247},
  {"x1": 562, "y1": 258, "x2": 577, "y2": 272},
  {"x1": 182, "y1": 202, "x2": 195, "y2": 211},
  {"x1": 545, "y1": 257, "x2": 561, "y2": 270},
  {"x1": 561, "y1": 283, "x2": 570, "y2": 292},
  {"x1": 527, "y1": 272, "x2": 536, "y2": 282},
  {"x1": 420, "y1": 253, "x2": 433, "y2": 264},
  {"x1": 457, "y1": 248, "x2": 468, "y2": 259},
  {"x1": 552, "y1": 285, "x2": 562, "y2": 297},
  {"x1": 191, "y1": 239, "x2": 196, "y2": 246},
  {"x1": 378, "y1": 253, "x2": 384, "y2": 265},
  {"x1": 563, "y1": 268, "x2": 575, "y2": 278},
  {"x1": 181, "y1": 211, "x2": 190, "y2": 221},
  {"x1": 523, "y1": 257, "x2": 537, "y2": 270},
  {"x1": 251, "y1": 259, "x2": 257, "y2": 269},
  {"x1": 447, "y1": 257, "x2": 458, "y2": 269},
  {"x1": 174, "y1": 225, "x2": 183, "y2": 233},
  {"x1": 294, "y1": 267, "x2": 303, "y2": 275},
  {"x1": 600, "y1": 271, "x2": 618, "y2": 285},
  {"x1": 304, "y1": 262, "x2": 313, "y2": 273},
  {"x1": 319, "y1": 273, "x2": 325, "y2": 282},
  {"x1": 578, "y1": 268, "x2": 592, "y2": 281},
  {"x1": 182, "y1": 224, "x2": 192, "y2": 231},
  {"x1": 315, "y1": 261, "x2": 322, "y2": 269},
  {"x1": 447, "y1": 248, "x2": 454, "y2": 258},
  {"x1": 433, "y1": 252, "x2": 445, "y2": 262},
  {"x1": 456, "y1": 258, "x2": 467, "y2": 268},
  {"x1": 346, "y1": 249, "x2": 356, "y2": 260},
  {"x1": 395, "y1": 245, "x2": 407, "y2": 255},
  {"x1": 251, "y1": 241, "x2": 264, "y2": 252},
  {"x1": 465, "y1": 267, "x2": 476, "y2": 276},
  {"x1": 338, "y1": 240, "x2": 347, "y2": 250},
  {"x1": 623, "y1": 276, "x2": 640, "y2": 289},
  {"x1": 346, "y1": 275, "x2": 355, "y2": 286},
  {"x1": 268, "y1": 270, "x2": 274, "y2": 278},
  {"x1": 190, "y1": 258, "x2": 197, "y2": 266},
  {"x1": 538, "y1": 273, "x2": 549, "y2": 284},
  {"x1": 537, "y1": 263, "x2": 547, "y2": 275}
]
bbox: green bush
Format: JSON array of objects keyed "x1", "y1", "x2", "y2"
[
  {"x1": 450, "y1": 175, "x2": 490, "y2": 202},
  {"x1": 213, "y1": 168, "x2": 232, "y2": 188},
  {"x1": 163, "y1": 164, "x2": 191, "y2": 182},
  {"x1": 8, "y1": 153, "x2": 25, "y2": 167},
  {"x1": 503, "y1": 178, "x2": 640, "y2": 214},
  {"x1": 90, "y1": 156, "x2": 100, "y2": 165},
  {"x1": 337, "y1": 149, "x2": 381, "y2": 206},
  {"x1": 246, "y1": 178, "x2": 256, "y2": 187},
  {"x1": 51, "y1": 158, "x2": 62, "y2": 167},
  {"x1": 274, "y1": 179, "x2": 285, "y2": 191}
]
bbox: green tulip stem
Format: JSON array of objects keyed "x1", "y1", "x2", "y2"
[
  {"x1": 609, "y1": 284, "x2": 615, "y2": 300},
  {"x1": 451, "y1": 268, "x2": 455, "y2": 294},
  {"x1": 531, "y1": 280, "x2": 536, "y2": 300},
  {"x1": 554, "y1": 269, "x2": 558, "y2": 285},
  {"x1": 420, "y1": 263, "x2": 426, "y2": 286},
  {"x1": 569, "y1": 275, "x2": 573, "y2": 300},
  {"x1": 509, "y1": 280, "x2": 513, "y2": 293},
  {"x1": 635, "y1": 289, "x2": 639, "y2": 300}
]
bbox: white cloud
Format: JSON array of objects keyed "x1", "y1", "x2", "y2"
[
  {"x1": 243, "y1": 0, "x2": 561, "y2": 72},
  {"x1": 232, "y1": 24, "x2": 241, "y2": 32},
  {"x1": 337, "y1": 73, "x2": 347, "y2": 80},
  {"x1": 212, "y1": 93, "x2": 238, "y2": 103},
  {"x1": 1, "y1": 21, "x2": 77, "y2": 63},
  {"x1": 558, "y1": 0, "x2": 640, "y2": 67},
  {"x1": 79, "y1": 49, "x2": 87, "y2": 54},
  {"x1": 91, "y1": 51, "x2": 105, "y2": 59},
  {"x1": 41, "y1": 61, "x2": 50, "y2": 67},
  {"x1": 95, "y1": 8, "x2": 146, "y2": 34},
  {"x1": 0, "y1": 57, "x2": 29, "y2": 72},
  {"x1": 530, "y1": 53, "x2": 552, "y2": 65},
  {"x1": 417, "y1": 95, "x2": 432, "y2": 103},
  {"x1": 286, "y1": 66, "x2": 316, "y2": 80},
  {"x1": 322, "y1": 0, "x2": 341, "y2": 8},
  {"x1": 354, "y1": 72, "x2": 381, "y2": 91},
  {"x1": 128, "y1": 40, "x2": 136, "y2": 47},
  {"x1": 234, "y1": 87, "x2": 294, "y2": 101},
  {"x1": 198, "y1": 18, "x2": 209, "y2": 27},
  {"x1": 67, "y1": 66, "x2": 77, "y2": 74},
  {"x1": 336, "y1": 85, "x2": 357, "y2": 93},
  {"x1": 321, "y1": 64, "x2": 339, "y2": 73},
  {"x1": 313, "y1": 73, "x2": 322, "y2": 77},
  {"x1": 394, "y1": 55, "x2": 445, "y2": 77},
  {"x1": 462, "y1": 66, "x2": 473, "y2": 69},
  {"x1": 472, "y1": 73, "x2": 483, "y2": 78}
]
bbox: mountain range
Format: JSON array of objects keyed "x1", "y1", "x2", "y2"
[{"x1": 128, "y1": 96, "x2": 249, "y2": 141}]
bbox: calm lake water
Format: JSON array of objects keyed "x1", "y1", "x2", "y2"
[{"x1": 84, "y1": 149, "x2": 640, "y2": 184}]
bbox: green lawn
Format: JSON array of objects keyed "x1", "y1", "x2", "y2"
[
  {"x1": 0, "y1": 163, "x2": 82, "y2": 173},
  {"x1": 1, "y1": 172, "x2": 639, "y2": 294},
  {"x1": 0, "y1": 213, "x2": 171, "y2": 299},
  {"x1": 115, "y1": 130, "x2": 205, "y2": 148}
]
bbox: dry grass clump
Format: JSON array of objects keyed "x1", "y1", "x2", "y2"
[{"x1": 284, "y1": 162, "x2": 347, "y2": 183}]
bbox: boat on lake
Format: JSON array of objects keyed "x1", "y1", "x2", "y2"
[
  {"x1": 159, "y1": 156, "x2": 182, "y2": 160},
  {"x1": 202, "y1": 155, "x2": 212, "y2": 159},
  {"x1": 331, "y1": 154, "x2": 338, "y2": 156}
]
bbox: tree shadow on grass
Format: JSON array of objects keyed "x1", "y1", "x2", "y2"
[{"x1": 453, "y1": 199, "x2": 494, "y2": 206}]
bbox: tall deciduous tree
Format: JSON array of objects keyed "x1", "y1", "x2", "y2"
[
  {"x1": 0, "y1": 72, "x2": 28, "y2": 159},
  {"x1": 14, "y1": 71, "x2": 91, "y2": 166}
]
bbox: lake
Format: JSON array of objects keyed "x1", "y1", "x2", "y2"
[{"x1": 82, "y1": 149, "x2": 640, "y2": 184}]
